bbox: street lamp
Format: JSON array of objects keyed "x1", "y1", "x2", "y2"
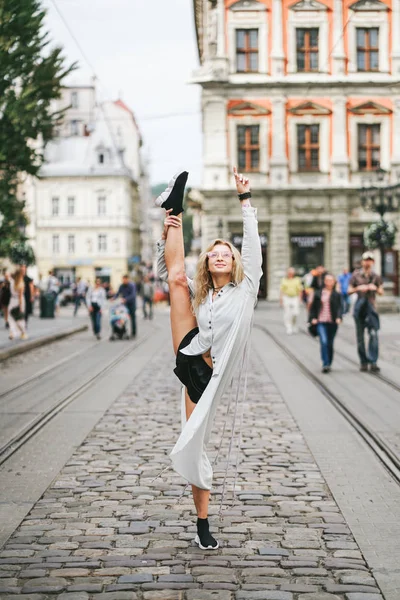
[{"x1": 360, "y1": 168, "x2": 400, "y2": 279}]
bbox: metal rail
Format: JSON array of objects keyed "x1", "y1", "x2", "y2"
[
  {"x1": 0, "y1": 333, "x2": 151, "y2": 467},
  {"x1": 256, "y1": 324, "x2": 400, "y2": 485}
]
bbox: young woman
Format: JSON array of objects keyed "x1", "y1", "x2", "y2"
[
  {"x1": 8, "y1": 268, "x2": 27, "y2": 340},
  {"x1": 86, "y1": 278, "x2": 107, "y2": 340},
  {"x1": 308, "y1": 273, "x2": 342, "y2": 373},
  {"x1": 156, "y1": 167, "x2": 262, "y2": 550}
]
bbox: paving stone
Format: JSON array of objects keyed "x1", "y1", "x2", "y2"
[
  {"x1": 56, "y1": 593, "x2": 89, "y2": 600},
  {"x1": 345, "y1": 595, "x2": 383, "y2": 600},
  {"x1": 118, "y1": 574, "x2": 153, "y2": 583},
  {"x1": 235, "y1": 593, "x2": 293, "y2": 600}
]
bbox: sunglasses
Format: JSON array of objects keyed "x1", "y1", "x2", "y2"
[{"x1": 206, "y1": 251, "x2": 233, "y2": 260}]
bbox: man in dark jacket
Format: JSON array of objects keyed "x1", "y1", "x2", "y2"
[
  {"x1": 115, "y1": 275, "x2": 137, "y2": 338},
  {"x1": 348, "y1": 251, "x2": 383, "y2": 372}
]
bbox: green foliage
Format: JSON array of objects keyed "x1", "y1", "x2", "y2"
[
  {"x1": 0, "y1": 0, "x2": 76, "y2": 259},
  {"x1": 9, "y1": 240, "x2": 35, "y2": 265},
  {"x1": 364, "y1": 219, "x2": 398, "y2": 250}
]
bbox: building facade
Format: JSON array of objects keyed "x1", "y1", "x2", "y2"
[
  {"x1": 33, "y1": 84, "x2": 145, "y2": 289},
  {"x1": 192, "y1": 0, "x2": 400, "y2": 299}
]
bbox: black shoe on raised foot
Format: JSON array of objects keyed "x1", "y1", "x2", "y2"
[
  {"x1": 370, "y1": 364, "x2": 380, "y2": 373},
  {"x1": 195, "y1": 518, "x2": 219, "y2": 550},
  {"x1": 155, "y1": 171, "x2": 188, "y2": 216},
  {"x1": 360, "y1": 364, "x2": 368, "y2": 372}
]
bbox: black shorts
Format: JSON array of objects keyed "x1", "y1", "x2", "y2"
[{"x1": 174, "y1": 327, "x2": 213, "y2": 404}]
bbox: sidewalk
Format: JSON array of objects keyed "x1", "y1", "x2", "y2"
[
  {"x1": 0, "y1": 304, "x2": 88, "y2": 359},
  {"x1": 0, "y1": 312, "x2": 386, "y2": 599}
]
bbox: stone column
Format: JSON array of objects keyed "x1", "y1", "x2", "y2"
[
  {"x1": 202, "y1": 93, "x2": 229, "y2": 190},
  {"x1": 392, "y1": 0, "x2": 400, "y2": 75},
  {"x1": 330, "y1": 196, "x2": 349, "y2": 274},
  {"x1": 268, "y1": 196, "x2": 290, "y2": 300},
  {"x1": 216, "y1": 0, "x2": 225, "y2": 58},
  {"x1": 270, "y1": 98, "x2": 288, "y2": 185},
  {"x1": 392, "y1": 98, "x2": 400, "y2": 178},
  {"x1": 331, "y1": 0, "x2": 346, "y2": 75},
  {"x1": 331, "y1": 96, "x2": 349, "y2": 184},
  {"x1": 271, "y1": 0, "x2": 285, "y2": 76}
]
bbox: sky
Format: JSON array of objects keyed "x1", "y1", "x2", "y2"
[{"x1": 43, "y1": 0, "x2": 202, "y2": 186}]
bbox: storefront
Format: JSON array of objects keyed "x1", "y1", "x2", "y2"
[
  {"x1": 290, "y1": 235, "x2": 325, "y2": 276},
  {"x1": 231, "y1": 232, "x2": 268, "y2": 298}
]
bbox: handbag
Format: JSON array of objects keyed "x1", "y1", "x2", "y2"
[
  {"x1": 10, "y1": 306, "x2": 24, "y2": 321},
  {"x1": 308, "y1": 322, "x2": 318, "y2": 337}
]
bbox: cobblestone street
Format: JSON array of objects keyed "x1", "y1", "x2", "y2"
[{"x1": 0, "y1": 312, "x2": 387, "y2": 600}]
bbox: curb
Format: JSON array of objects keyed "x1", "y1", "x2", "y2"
[{"x1": 0, "y1": 324, "x2": 89, "y2": 362}]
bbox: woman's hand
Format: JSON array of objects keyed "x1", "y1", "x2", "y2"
[
  {"x1": 336, "y1": 318, "x2": 342, "y2": 325},
  {"x1": 161, "y1": 209, "x2": 182, "y2": 240},
  {"x1": 233, "y1": 166, "x2": 250, "y2": 194},
  {"x1": 311, "y1": 318, "x2": 318, "y2": 325}
]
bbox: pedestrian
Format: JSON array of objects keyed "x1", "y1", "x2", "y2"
[
  {"x1": 73, "y1": 277, "x2": 87, "y2": 316},
  {"x1": 20, "y1": 265, "x2": 35, "y2": 325},
  {"x1": 310, "y1": 264, "x2": 326, "y2": 291},
  {"x1": 308, "y1": 273, "x2": 342, "y2": 373},
  {"x1": 86, "y1": 278, "x2": 107, "y2": 340},
  {"x1": 348, "y1": 251, "x2": 384, "y2": 372},
  {"x1": 142, "y1": 275, "x2": 154, "y2": 319},
  {"x1": 279, "y1": 267, "x2": 303, "y2": 334},
  {"x1": 337, "y1": 267, "x2": 352, "y2": 315},
  {"x1": 0, "y1": 271, "x2": 11, "y2": 329},
  {"x1": 155, "y1": 167, "x2": 262, "y2": 550},
  {"x1": 8, "y1": 268, "x2": 27, "y2": 340},
  {"x1": 114, "y1": 274, "x2": 137, "y2": 338}
]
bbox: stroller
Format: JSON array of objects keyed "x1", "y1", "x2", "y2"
[{"x1": 109, "y1": 302, "x2": 130, "y2": 340}]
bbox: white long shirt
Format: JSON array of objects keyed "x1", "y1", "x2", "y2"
[
  {"x1": 86, "y1": 286, "x2": 107, "y2": 309},
  {"x1": 156, "y1": 206, "x2": 262, "y2": 375}
]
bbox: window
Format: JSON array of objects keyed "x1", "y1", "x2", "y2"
[
  {"x1": 98, "y1": 196, "x2": 106, "y2": 216},
  {"x1": 67, "y1": 196, "x2": 75, "y2": 216},
  {"x1": 68, "y1": 234, "x2": 75, "y2": 254},
  {"x1": 70, "y1": 120, "x2": 79, "y2": 136},
  {"x1": 52, "y1": 234, "x2": 60, "y2": 254},
  {"x1": 52, "y1": 197, "x2": 59, "y2": 216},
  {"x1": 356, "y1": 28, "x2": 379, "y2": 72},
  {"x1": 71, "y1": 91, "x2": 78, "y2": 108},
  {"x1": 98, "y1": 234, "x2": 107, "y2": 252},
  {"x1": 236, "y1": 29, "x2": 259, "y2": 73},
  {"x1": 358, "y1": 124, "x2": 380, "y2": 171},
  {"x1": 237, "y1": 125, "x2": 260, "y2": 172},
  {"x1": 297, "y1": 124, "x2": 320, "y2": 171},
  {"x1": 296, "y1": 28, "x2": 319, "y2": 72}
]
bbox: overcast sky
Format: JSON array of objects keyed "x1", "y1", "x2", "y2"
[{"x1": 44, "y1": 0, "x2": 202, "y2": 186}]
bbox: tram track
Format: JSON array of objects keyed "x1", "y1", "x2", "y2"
[
  {"x1": 0, "y1": 330, "x2": 155, "y2": 468},
  {"x1": 256, "y1": 323, "x2": 400, "y2": 486}
]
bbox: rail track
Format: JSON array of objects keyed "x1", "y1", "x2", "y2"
[{"x1": 257, "y1": 323, "x2": 400, "y2": 485}]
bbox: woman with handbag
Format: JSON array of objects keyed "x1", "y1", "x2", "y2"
[
  {"x1": 308, "y1": 273, "x2": 342, "y2": 373},
  {"x1": 8, "y1": 268, "x2": 27, "y2": 340}
]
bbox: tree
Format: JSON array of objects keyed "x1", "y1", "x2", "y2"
[{"x1": 0, "y1": 0, "x2": 76, "y2": 260}]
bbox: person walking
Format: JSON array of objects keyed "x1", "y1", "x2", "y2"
[
  {"x1": 309, "y1": 273, "x2": 342, "y2": 373},
  {"x1": 337, "y1": 267, "x2": 352, "y2": 315},
  {"x1": 310, "y1": 265, "x2": 327, "y2": 291},
  {"x1": 280, "y1": 267, "x2": 303, "y2": 334},
  {"x1": 142, "y1": 275, "x2": 154, "y2": 320},
  {"x1": 20, "y1": 265, "x2": 34, "y2": 325},
  {"x1": 348, "y1": 251, "x2": 383, "y2": 372},
  {"x1": 8, "y1": 268, "x2": 27, "y2": 340},
  {"x1": 114, "y1": 275, "x2": 137, "y2": 338},
  {"x1": 86, "y1": 278, "x2": 107, "y2": 340},
  {"x1": 155, "y1": 167, "x2": 262, "y2": 550},
  {"x1": 0, "y1": 271, "x2": 11, "y2": 329},
  {"x1": 73, "y1": 277, "x2": 87, "y2": 316}
]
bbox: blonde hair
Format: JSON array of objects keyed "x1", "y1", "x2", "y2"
[
  {"x1": 192, "y1": 239, "x2": 244, "y2": 311},
  {"x1": 13, "y1": 268, "x2": 24, "y2": 292}
]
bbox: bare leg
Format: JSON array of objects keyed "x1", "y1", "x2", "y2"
[{"x1": 185, "y1": 390, "x2": 210, "y2": 518}]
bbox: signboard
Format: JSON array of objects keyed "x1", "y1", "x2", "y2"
[
  {"x1": 290, "y1": 235, "x2": 324, "y2": 248},
  {"x1": 231, "y1": 233, "x2": 268, "y2": 248}
]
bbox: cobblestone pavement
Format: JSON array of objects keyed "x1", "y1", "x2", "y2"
[{"x1": 0, "y1": 334, "x2": 385, "y2": 599}]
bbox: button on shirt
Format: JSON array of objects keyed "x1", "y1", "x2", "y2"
[{"x1": 156, "y1": 207, "x2": 263, "y2": 374}]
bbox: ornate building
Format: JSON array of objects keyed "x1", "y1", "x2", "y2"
[{"x1": 192, "y1": 0, "x2": 400, "y2": 298}]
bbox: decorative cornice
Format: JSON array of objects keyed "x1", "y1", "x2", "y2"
[
  {"x1": 289, "y1": 101, "x2": 332, "y2": 115},
  {"x1": 349, "y1": 0, "x2": 389, "y2": 11},
  {"x1": 289, "y1": 0, "x2": 328, "y2": 11},
  {"x1": 228, "y1": 101, "x2": 271, "y2": 116},
  {"x1": 230, "y1": 0, "x2": 267, "y2": 11},
  {"x1": 349, "y1": 101, "x2": 392, "y2": 114}
]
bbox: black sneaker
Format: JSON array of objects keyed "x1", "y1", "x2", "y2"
[
  {"x1": 155, "y1": 171, "x2": 188, "y2": 216},
  {"x1": 370, "y1": 364, "x2": 380, "y2": 373},
  {"x1": 195, "y1": 518, "x2": 219, "y2": 550},
  {"x1": 322, "y1": 366, "x2": 329, "y2": 373},
  {"x1": 360, "y1": 364, "x2": 368, "y2": 372}
]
